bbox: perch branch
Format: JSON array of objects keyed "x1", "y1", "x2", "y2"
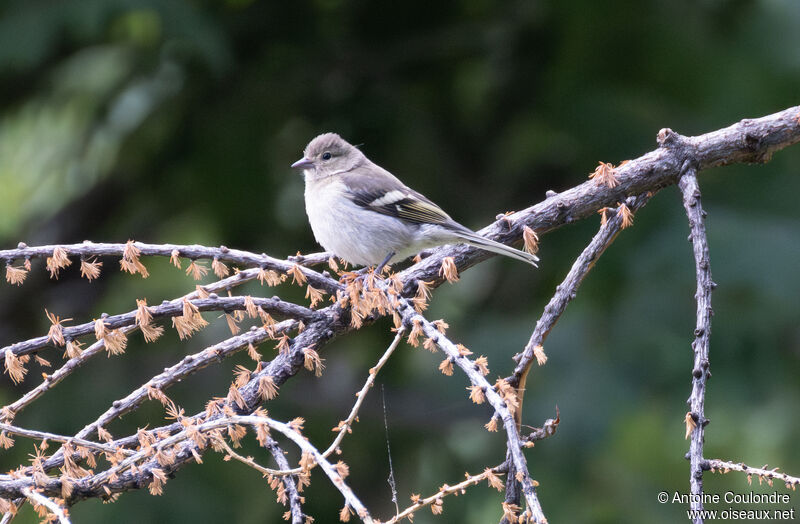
[
  {"x1": 1, "y1": 105, "x2": 799, "y2": 521},
  {"x1": 397, "y1": 105, "x2": 800, "y2": 294}
]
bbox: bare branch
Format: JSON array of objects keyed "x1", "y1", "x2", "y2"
[
  {"x1": 329, "y1": 329, "x2": 404, "y2": 456},
  {"x1": 704, "y1": 459, "x2": 800, "y2": 489},
  {"x1": 511, "y1": 192, "x2": 653, "y2": 386},
  {"x1": 679, "y1": 166, "x2": 713, "y2": 521},
  {"x1": 1, "y1": 106, "x2": 799, "y2": 521},
  {"x1": 0, "y1": 241, "x2": 331, "y2": 279},
  {"x1": 0, "y1": 508, "x2": 17, "y2": 524},
  {"x1": 395, "y1": 298, "x2": 545, "y2": 523},
  {"x1": 499, "y1": 194, "x2": 650, "y2": 518},
  {"x1": 521, "y1": 409, "x2": 560, "y2": 445},
  {"x1": 215, "y1": 328, "x2": 405, "y2": 479},
  {"x1": 231, "y1": 415, "x2": 373, "y2": 523},
  {"x1": 3, "y1": 326, "x2": 137, "y2": 421},
  {"x1": 397, "y1": 106, "x2": 800, "y2": 294},
  {"x1": 2, "y1": 413, "x2": 371, "y2": 520},
  {"x1": 2, "y1": 295, "x2": 317, "y2": 361},
  {"x1": 9, "y1": 321, "x2": 295, "y2": 479},
  {"x1": 21, "y1": 487, "x2": 70, "y2": 524},
  {"x1": 265, "y1": 438, "x2": 307, "y2": 524},
  {"x1": 215, "y1": 437, "x2": 307, "y2": 523},
  {"x1": 48, "y1": 321, "x2": 295, "y2": 459},
  {"x1": 0, "y1": 422, "x2": 133, "y2": 457},
  {"x1": 385, "y1": 464, "x2": 505, "y2": 523}
]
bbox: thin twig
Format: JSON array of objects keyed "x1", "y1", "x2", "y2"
[
  {"x1": 21, "y1": 487, "x2": 70, "y2": 524},
  {"x1": 216, "y1": 437, "x2": 275, "y2": 477},
  {"x1": 501, "y1": 193, "x2": 651, "y2": 516},
  {"x1": 32, "y1": 321, "x2": 295, "y2": 474},
  {"x1": 3, "y1": 326, "x2": 137, "y2": 420},
  {"x1": 214, "y1": 437, "x2": 306, "y2": 524},
  {"x1": 333, "y1": 330, "x2": 405, "y2": 463},
  {"x1": 265, "y1": 437, "x2": 306, "y2": 524},
  {"x1": 679, "y1": 165, "x2": 713, "y2": 522},
  {"x1": 521, "y1": 408, "x2": 560, "y2": 445},
  {"x1": 1, "y1": 296, "x2": 317, "y2": 360},
  {"x1": 0, "y1": 423, "x2": 134, "y2": 456},
  {"x1": 396, "y1": 299, "x2": 545, "y2": 523},
  {"x1": 231, "y1": 415, "x2": 373, "y2": 523},
  {"x1": 209, "y1": 328, "x2": 405, "y2": 478},
  {"x1": 703, "y1": 459, "x2": 800, "y2": 489},
  {"x1": 382, "y1": 384, "x2": 399, "y2": 516},
  {"x1": 385, "y1": 464, "x2": 505, "y2": 523},
  {"x1": 510, "y1": 193, "x2": 652, "y2": 386},
  {"x1": 265, "y1": 327, "x2": 406, "y2": 477},
  {"x1": 0, "y1": 241, "x2": 338, "y2": 292}
]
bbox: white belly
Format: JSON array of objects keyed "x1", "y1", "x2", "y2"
[{"x1": 304, "y1": 178, "x2": 423, "y2": 266}]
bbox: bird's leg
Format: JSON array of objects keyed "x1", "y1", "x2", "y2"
[
  {"x1": 359, "y1": 251, "x2": 395, "y2": 291},
  {"x1": 343, "y1": 252, "x2": 395, "y2": 291},
  {"x1": 374, "y1": 251, "x2": 395, "y2": 276}
]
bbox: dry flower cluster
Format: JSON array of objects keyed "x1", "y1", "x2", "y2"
[{"x1": 1, "y1": 106, "x2": 800, "y2": 523}]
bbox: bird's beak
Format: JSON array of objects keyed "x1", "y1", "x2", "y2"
[{"x1": 291, "y1": 157, "x2": 315, "y2": 170}]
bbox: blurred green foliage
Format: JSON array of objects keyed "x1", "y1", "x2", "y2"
[{"x1": 1, "y1": 0, "x2": 799, "y2": 522}]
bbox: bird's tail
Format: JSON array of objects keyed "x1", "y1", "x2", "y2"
[{"x1": 453, "y1": 228, "x2": 539, "y2": 267}]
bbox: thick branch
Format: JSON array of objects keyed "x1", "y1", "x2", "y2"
[{"x1": 397, "y1": 105, "x2": 800, "y2": 293}]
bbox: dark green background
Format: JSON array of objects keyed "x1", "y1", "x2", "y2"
[{"x1": 1, "y1": 1, "x2": 799, "y2": 522}]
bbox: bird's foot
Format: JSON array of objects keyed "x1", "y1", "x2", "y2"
[{"x1": 340, "y1": 265, "x2": 392, "y2": 292}]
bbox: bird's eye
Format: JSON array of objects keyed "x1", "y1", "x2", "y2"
[{"x1": 321, "y1": 152, "x2": 332, "y2": 161}]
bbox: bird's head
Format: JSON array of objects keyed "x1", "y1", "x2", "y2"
[{"x1": 291, "y1": 133, "x2": 365, "y2": 180}]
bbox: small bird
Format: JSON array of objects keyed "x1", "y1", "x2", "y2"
[{"x1": 291, "y1": 133, "x2": 539, "y2": 272}]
